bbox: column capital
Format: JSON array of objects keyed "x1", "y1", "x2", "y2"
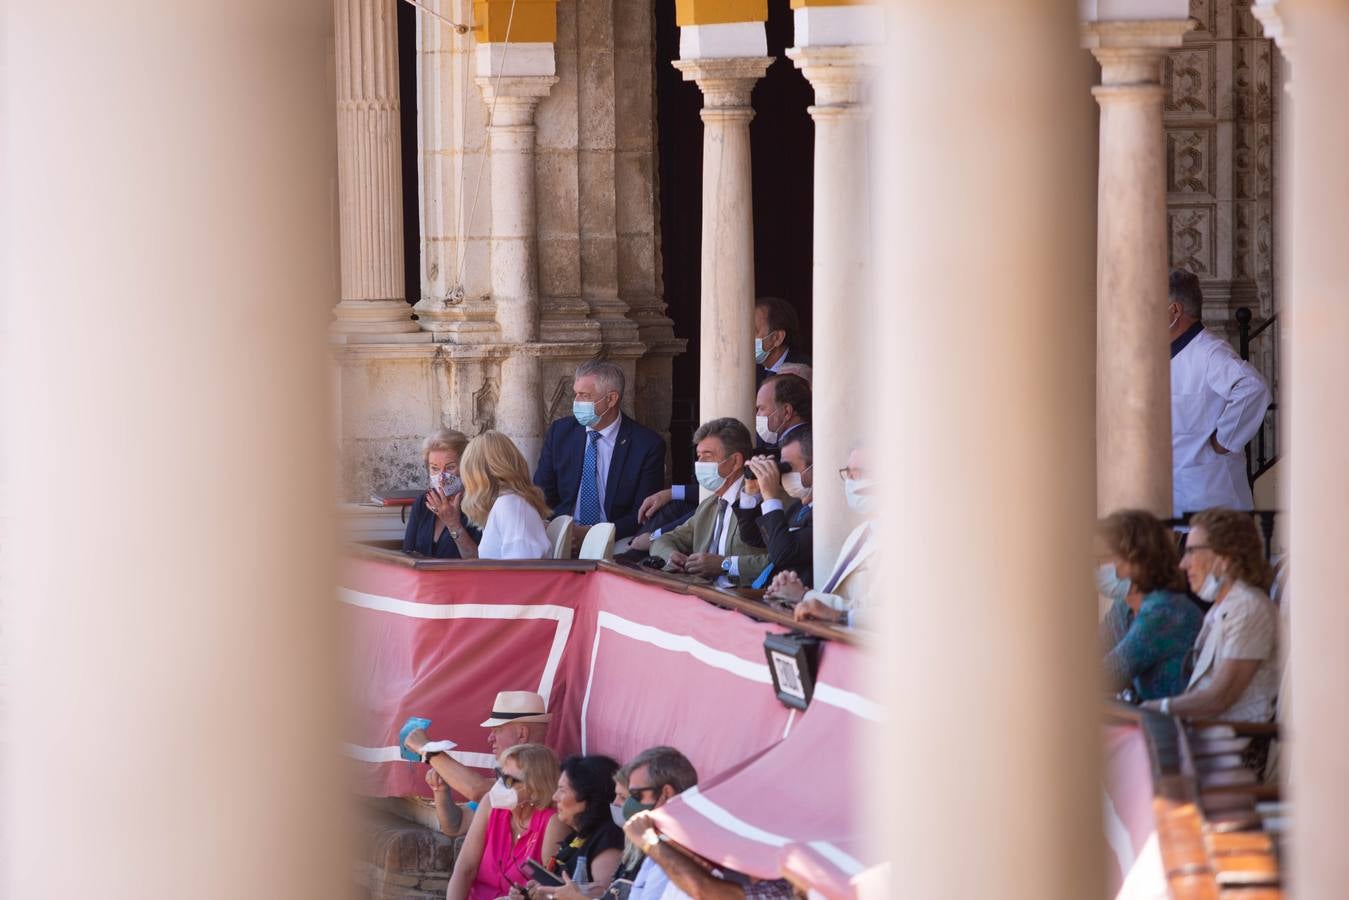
[
  {"x1": 786, "y1": 45, "x2": 877, "y2": 108},
  {"x1": 474, "y1": 75, "x2": 558, "y2": 126},
  {"x1": 672, "y1": 56, "x2": 772, "y2": 112},
  {"x1": 1082, "y1": 19, "x2": 1193, "y2": 86}
]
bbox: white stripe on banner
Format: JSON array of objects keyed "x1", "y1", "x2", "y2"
[
  {"x1": 679, "y1": 786, "x2": 792, "y2": 847},
  {"x1": 806, "y1": 841, "x2": 865, "y2": 877},
  {"x1": 1103, "y1": 786, "x2": 1136, "y2": 878},
  {"x1": 338, "y1": 588, "x2": 574, "y2": 706},
  {"x1": 343, "y1": 743, "x2": 497, "y2": 769},
  {"x1": 579, "y1": 611, "x2": 773, "y2": 753},
  {"x1": 811, "y1": 682, "x2": 884, "y2": 723}
]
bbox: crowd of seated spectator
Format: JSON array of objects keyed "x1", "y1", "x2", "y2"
[
  {"x1": 404, "y1": 705, "x2": 796, "y2": 900},
  {"x1": 397, "y1": 301, "x2": 872, "y2": 630},
  {"x1": 1093, "y1": 505, "x2": 1283, "y2": 775}
]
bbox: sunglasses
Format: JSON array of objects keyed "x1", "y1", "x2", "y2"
[
  {"x1": 493, "y1": 767, "x2": 524, "y2": 789},
  {"x1": 627, "y1": 784, "x2": 661, "y2": 801}
]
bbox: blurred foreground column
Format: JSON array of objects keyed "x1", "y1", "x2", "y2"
[
  {"x1": 869, "y1": 2, "x2": 1101, "y2": 897},
  {"x1": 476, "y1": 0, "x2": 559, "y2": 465},
  {"x1": 673, "y1": 0, "x2": 772, "y2": 428},
  {"x1": 1253, "y1": 1, "x2": 1349, "y2": 894},
  {"x1": 4, "y1": 4, "x2": 346, "y2": 899},
  {"x1": 787, "y1": 0, "x2": 882, "y2": 582},
  {"x1": 1083, "y1": 9, "x2": 1192, "y2": 517}
]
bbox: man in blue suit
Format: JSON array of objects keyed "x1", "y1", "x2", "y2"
[{"x1": 534, "y1": 360, "x2": 667, "y2": 543}]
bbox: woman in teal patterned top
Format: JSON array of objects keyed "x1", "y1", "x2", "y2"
[{"x1": 1096, "y1": 510, "x2": 1204, "y2": 701}]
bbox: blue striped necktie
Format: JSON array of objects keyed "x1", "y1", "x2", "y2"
[{"x1": 576, "y1": 430, "x2": 603, "y2": 526}]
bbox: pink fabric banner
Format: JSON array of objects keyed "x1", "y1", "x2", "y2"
[
  {"x1": 647, "y1": 641, "x2": 879, "y2": 888},
  {"x1": 341, "y1": 560, "x2": 797, "y2": 800}
]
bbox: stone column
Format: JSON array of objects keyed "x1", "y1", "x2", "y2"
[
  {"x1": 465, "y1": 0, "x2": 559, "y2": 465},
  {"x1": 7, "y1": 2, "x2": 344, "y2": 896},
  {"x1": 331, "y1": 0, "x2": 419, "y2": 335},
  {"x1": 1084, "y1": 16, "x2": 1193, "y2": 516},
  {"x1": 788, "y1": 2, "x2": 881, "y2": 582},
  {"x1": 1255, "y1": 2, "x2": 1349, "y2": 895},
  {"x1": 672, "y1": 56, "x2": 772, "y2": 428},
  {"x1": 478, "y1": 76, "x2": 556, "y2": 464},
  {"x1": 870, "y1": 2, "x2": 1100, "y2": 896}
]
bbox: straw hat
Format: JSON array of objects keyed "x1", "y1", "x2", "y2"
[{"x1": 480, "y1": 690, "x2": 552, "y2": 727}]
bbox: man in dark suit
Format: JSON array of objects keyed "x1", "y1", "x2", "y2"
[
  {"x1": 754, "y1": 296, "x2": 812, "y2": 385},
  {"x1": 534, "y1": 360, "x2": 666, "y2": 542},
  {"x1": 737, "y1": 425, "x2": 814, "y2": 587},
  {"x1": 754, "y1": 372, "x2": 810, "y2": 449}
]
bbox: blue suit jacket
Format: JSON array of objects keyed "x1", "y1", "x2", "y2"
[{"x1": 533, "y1": 414, "x2": 666, "y2": 540}]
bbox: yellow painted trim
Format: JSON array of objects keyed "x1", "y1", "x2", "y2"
[
  {"x1": 473, "y1": 0, "x2": 557, "y2": 44},
  {"x1": 790, "y1": 0, "x2": 873, "y2": 9},
  {"x1": 675, "y1": 0, "x2": 768, "y2": 28}
]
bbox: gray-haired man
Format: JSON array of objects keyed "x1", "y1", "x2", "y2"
[{"x1": 533, "y1": 360, "x2": 667, "y2": 542}]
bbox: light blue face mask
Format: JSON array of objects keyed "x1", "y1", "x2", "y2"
[
  {"x1": 573, "y1": 396, "x2": 607, "y2": 428},
  {"x1": 754, "y1": 337, "x2": 770, "y2": 365},
  {"x1": 694, "y1": 459, "x2": 727, "y2": 492},
  {"x1": 1095, "y1": 563, "x2": 1131, "y2": 602}
]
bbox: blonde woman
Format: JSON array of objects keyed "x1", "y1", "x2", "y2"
[
  {"x1": 461, "y1": 430, "x2": 552, "y2": 560},
  {"x1": 403, "y1": 428, "x2": 481, "y2": 559},
  {"x1": 448, "y1": 743, "x2": 567, "y2": 900}
]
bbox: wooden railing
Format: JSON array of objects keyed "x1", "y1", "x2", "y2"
[{"x1": 1108, "y1": 702, "x2": 1284, "y2": 898}]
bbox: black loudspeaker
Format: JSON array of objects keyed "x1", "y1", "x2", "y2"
[{"x1": 763, "y1": 631, "x2": 822, "y2": 711}]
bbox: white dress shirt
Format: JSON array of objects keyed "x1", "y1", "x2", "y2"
[
  {"x1": 573, "y1": 414, "x2": 622, "y2": 520},
  {"x1": 478, "y1": 492, "x2": 550, "y2": 559},
  {"x1": 1171, "y1": 326, "x2": 1272, "y2": 515}
]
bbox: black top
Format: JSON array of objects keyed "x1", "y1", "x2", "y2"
[
  {"x1": 402, "y1": 491, "x2": 477, "y2": 558},
  {"x1": 551, "y1": 821, "x2": 625, "y2": 883}
]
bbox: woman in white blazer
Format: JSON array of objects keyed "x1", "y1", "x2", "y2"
[
  {"x1": 459, "y1": 430, "x2": 553, "y2": 560},
  {"x1": 1142, "y1": 508, "x2": 1279, "y2": 723}
]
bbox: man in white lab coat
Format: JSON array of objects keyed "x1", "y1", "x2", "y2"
[{"x1": 1168, "y1": 269, "x2": 1272, "y2": 516}]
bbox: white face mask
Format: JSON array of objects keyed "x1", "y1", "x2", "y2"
[
  {"x1": 1197, "y1": 570, "x2": 1225, "y2": 602},
  {"x1": 844, "y1": 478, "x2": 874, "y2": 514},
  {"x1": 782, "y1": 469, "x2": 811, "y2": 500},
  {"x1": 755, "y1": 411, "x2": 781, "y2": 445},
  {"x1": 695, "y1": 459, "x2": 728, "y2": 492},
  {"x1": 488, "y1": 779, "x2": 519, "y2": 811},
  {"x1": 610, "y1": 804, "x2": 625, "y2": 828},
  {"x1": 431, "y1": 470, "x2": 463, "y2": 496},
  {"x1": 1095, "y1": 563, "x2": 1131, "y2": 603}
]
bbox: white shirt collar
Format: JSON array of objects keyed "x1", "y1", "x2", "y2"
[
  {"x1": 720, "y1": 476, "x2": 744, "y2": 504},
  {"x1": 588, "y1": 413, "x2": 623, "y2": 442}
]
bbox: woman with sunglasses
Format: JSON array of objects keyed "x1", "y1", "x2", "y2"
[
  {"x1": 1141, "y1": 508, "x2": 1279, "y2": 723},
  {"x1": 448, "y1": 743, "x2": 567, "y2": 900}
]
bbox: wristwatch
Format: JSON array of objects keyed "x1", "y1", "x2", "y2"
[
  {"x1": 642, "y1": 828, "x2": 663, "y2": 850},
  {"x1": 720, "y1": 557, "x2": 734, "y2": 574},
  {"x1": 449, "y1": 528, "x2": 461, "y2": 540}
]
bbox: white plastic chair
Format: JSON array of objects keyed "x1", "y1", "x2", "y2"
[
  {"x1": 545, "y1": 515, "x2": 574, "y2": 560},
  {"x1": 578, "y1": 522, "x2": 616, "y2": 561}
]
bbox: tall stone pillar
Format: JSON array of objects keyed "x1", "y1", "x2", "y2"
[
  {"x1": 1083, "y1": 13, "x2": 1193, "y2": 516},
  {"x1": 7, "y1": 2, "x2": 344, "y2": 896},
  {"x1": 473, "y1": 0, "x2": 558, "y2": 465},
  {"x1": 870, "y1": 2, "x2": 1100, "y2": 896},
  {"x1": 331, "y1": 0, "x2": 419, "y2": 335},
  {"x1": 1254, "y1": 1, "x2": 1349, "y2": 895},
  {"x1": 788, "y1": 0, "x2": 882, "y2": 581},
  {"x1": 672, "y1": 2, "x2": 771, "y2": 429}
]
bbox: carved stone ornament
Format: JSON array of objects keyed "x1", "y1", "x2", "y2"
[{"x1": 472, "y1": 372, "x2": 500, "y2": 433}]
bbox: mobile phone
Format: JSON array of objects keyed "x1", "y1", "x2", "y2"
[{"x1": 523, "y1": 859, "x2": 565, "y2": 888}]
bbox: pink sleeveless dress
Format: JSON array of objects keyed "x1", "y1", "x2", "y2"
[{"x1": 468, "y1": 807, "x2": 556, "y2": 900}]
